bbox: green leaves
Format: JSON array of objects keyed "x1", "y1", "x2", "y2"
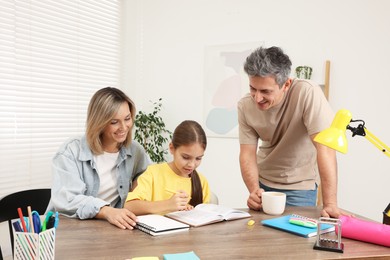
[
  {"x1": 134, "y1": 98, "x2": 172, "y2": 163},
  {"x1": 295, "y1": 66, "x2": 313, "y2": 80}
]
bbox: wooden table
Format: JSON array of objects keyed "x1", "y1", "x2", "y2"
[{"x1": 55, "y1": 207, "x2": 390, "y2": 260}]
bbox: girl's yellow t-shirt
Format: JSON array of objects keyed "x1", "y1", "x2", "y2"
[{"x1": 126, "y1": 162, "x2": 210, "y2": 203}]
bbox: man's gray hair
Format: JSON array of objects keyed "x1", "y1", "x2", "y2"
[{"x1": 244, "y1": 46, "x2": 292, "y2": 88}]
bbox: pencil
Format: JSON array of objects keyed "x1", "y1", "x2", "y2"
[
  {"x1": 165, "y1": 188, "x2": 178, "y2": 194},
  {"x1": 165, "y1": 188, "x2": 191, "y2": 199},
  {"x1": 27, "y1": 206, "x2": 35, "y2": 233},
  {"x1": 17, "y1": 207, "x2": 27, "y2": 232}
]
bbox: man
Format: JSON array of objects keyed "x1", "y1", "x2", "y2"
[{"x1": 238, "y1": 46, "x2": 346, "y2": 218}]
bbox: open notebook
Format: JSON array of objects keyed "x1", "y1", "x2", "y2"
[{"x1": 165, "y1": 203, "x2": 251, "y2": 227}]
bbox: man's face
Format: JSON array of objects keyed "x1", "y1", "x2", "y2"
[{"x1": 249, "y1": 76, "x2": 291, "y2": 111}]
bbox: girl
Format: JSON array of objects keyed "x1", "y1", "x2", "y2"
[{"x1": 124, "y1": 120, "x2": 211, "y2": 215}]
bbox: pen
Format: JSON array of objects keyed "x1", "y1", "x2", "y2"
[
  {"x1": 27, "y1": 206, "x2": 35, "y2": 233},
  {"x1": 23, "y1": 217, "x2": 30, "y2": 232},
  {"x1": 165, "y1": 188, "x2": 178, "y2": 194},
  {"x1": 42, "y1": 211, "x2": 54, "y2": 231},
  {"x1": 32, "y1": 211, "x2": 41, "y2": 233},
  {"x1": 165, "y1": 189, "x2": 191, "y2": 199},
  {"x1": 54, "y1": 211, "x2": 59, "y2": 228},
  {"x1": 46, "y1": 216, "x2": 55, "y2": 229},
  {"x1": 17, "y1": 207, "x2": 27, "y2": 232},
  {"x1": 12, "y1": 221, "x2": 23, "y2": 232}
]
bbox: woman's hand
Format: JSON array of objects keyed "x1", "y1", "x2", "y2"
[{"x1": 97, "y1": 206, "x2": 138, "y2": 230}]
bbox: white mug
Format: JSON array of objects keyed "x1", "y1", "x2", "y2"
[{"x1": 262, "y1": 191, "x2": 286, "y2": 215}]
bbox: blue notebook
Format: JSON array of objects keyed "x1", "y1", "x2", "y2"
[
  {"x1": 163, "y1": 251, "x2": 200, "y2": 260},
  {"x1": 261, "y1": 215, "x2": 335, "y2": 238}
]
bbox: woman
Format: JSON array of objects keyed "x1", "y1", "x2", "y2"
[{"x1": 47, "y1": 87, "x2": 150, "y2": 229}]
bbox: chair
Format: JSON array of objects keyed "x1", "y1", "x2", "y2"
[
  {"x1": 210, "y1": 191, "x2": 219, "y2": 205},
  {"x1": 0, "y1": 189, "x2": 51, "y2": 258}
]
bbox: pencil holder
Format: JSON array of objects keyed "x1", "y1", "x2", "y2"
[
  {"x1": 383, "y1": 203, "x2": 390, "y2": 225},
  {"x1": 13, "y1": 227, "x2": 56, "y2": 260}
]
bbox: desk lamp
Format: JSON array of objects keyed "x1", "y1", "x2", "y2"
[
  {"x1": 313, "y1": 109, "x2": 390, "y2": 251},
  {"x1": 314, "y1": 109, "x2": 390, "y2": 158}
]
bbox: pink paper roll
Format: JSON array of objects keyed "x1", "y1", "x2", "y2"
[{"x1": 337, "y1": 215, "x2": 390, "y2": 247}]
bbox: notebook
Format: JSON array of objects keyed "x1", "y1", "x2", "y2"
[
  {"x1": 135, "y1": 215, "x2": 190, "y2": 236},
  {"x1": 261, "y1": 214, "x2": 335, "y2": 238},
  {"x1": 163, "y1": 251, "x2": 200, "y2": 260},
  {"x1": 165, "y1": 203, "x2": 251, "y2": 227}
]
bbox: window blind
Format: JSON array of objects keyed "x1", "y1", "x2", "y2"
[{"x1": 0, "y1": 0, "x2": 122, "y2": 198}]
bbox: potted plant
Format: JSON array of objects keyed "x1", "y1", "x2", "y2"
[
  {"x1": 295, "y1": 66, "x2": 313, "y2": 80},
  {"x1": 134, "y1": 98, "x2": 172, "y2": 163}
]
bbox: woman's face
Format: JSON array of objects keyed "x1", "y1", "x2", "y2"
[
  {"x1": 169, "y1": 143, "x2": 205, "y2": 177},
  {"x1": 101, "y1": 102, "x2": 132, "y2": 152}
]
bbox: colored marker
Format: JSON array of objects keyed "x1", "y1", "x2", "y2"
[
  {"x1": 17, "y1": 207, "x2": 27, "y2": 232},
  {"x1": 12, "y1": 221, "x2": 23, "y2": 232},
  {"x1": 54, "y1": 211, "x2": 59, "y2": 228},
  {"x1": 42, "y1": 211, "x2": 54, "y2": 231}
]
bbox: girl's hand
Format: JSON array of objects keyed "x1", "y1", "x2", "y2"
[
  {"x1": 168, "y1": 190, "x2": 190, "y2": 211},
  {"x1": 183, "y1": 204, "x2": 194, "y2": 211}
]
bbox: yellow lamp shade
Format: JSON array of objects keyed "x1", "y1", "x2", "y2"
[{"x1": 314, "y1": 109, "x2": 352, "y2": 154}]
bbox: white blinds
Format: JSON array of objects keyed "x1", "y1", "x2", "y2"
[{"x1": 0, "y1": 0, "x2": 122, "y2": 198}]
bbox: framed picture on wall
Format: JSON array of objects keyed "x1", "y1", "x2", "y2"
[{"x1": 203, "y1": 41, "x2": 263, "y2": 138}]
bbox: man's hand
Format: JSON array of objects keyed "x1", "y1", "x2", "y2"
[
  {"x1": 321, "y1": 204, "x2": 353, "y2": 218},
  {"x1": 98, "y1": 206, "x2": 138, "y2": 230},
  {"x1": 247, "y1": 188, "x2": 264, "y2": 210}
]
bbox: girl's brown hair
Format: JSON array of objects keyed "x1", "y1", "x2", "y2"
[
  {"x1": 86, "y1": 87, "x2": 136, "y2": 155},
  {"x1": 171, "y1": 120, "x2": 207, "y2": 206}
]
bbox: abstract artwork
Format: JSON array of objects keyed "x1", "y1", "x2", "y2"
[{"x1": 203, "y1": 42, "x2": 262, "y2": 138}]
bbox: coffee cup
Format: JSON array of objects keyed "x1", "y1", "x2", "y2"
[{"x1": 262, "y1": 191, "x2": 286, "y2": 215}]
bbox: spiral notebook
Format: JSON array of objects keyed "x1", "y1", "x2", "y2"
[
  {"x1": 136, "y1": 215, "x2": 190, "y2": 236},
  {"x1": 261, "y1": 214, "x2": 335, "y2": 238}
]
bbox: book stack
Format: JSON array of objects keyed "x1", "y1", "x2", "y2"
[{"x1": 136, "y1": 215, "x2": 190, "y2": 236}]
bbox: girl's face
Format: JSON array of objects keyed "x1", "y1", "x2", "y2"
[
  {"x1": 169, "y1": 143, "x2": 205, "y2": 177},
  {"x1": 101, "y1": 102, "x2": 132, "y2": 152}
]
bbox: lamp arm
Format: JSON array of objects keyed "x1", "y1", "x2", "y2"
[{"x1": 363, "y1": 128, "x2": 390, "y2": 158}]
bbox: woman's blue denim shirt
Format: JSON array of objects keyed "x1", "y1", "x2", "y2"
[{"x1": 46, "y1": 136, "x2": 151, "y2": 219}]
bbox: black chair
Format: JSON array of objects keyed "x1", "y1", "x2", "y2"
[{"x1": 0, "y1": 189, "x2": 51, "y2": 259}]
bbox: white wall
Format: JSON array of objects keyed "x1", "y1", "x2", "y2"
[
  {"x1": 2, "y1": 1, "x2": 389, "y2": 257},
  {"x1": 123, "y1": 0, "x2": 390, "y2": 222}
]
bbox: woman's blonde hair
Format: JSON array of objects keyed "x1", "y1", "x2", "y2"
[{"x1": 86, "y1": 87, "x2": 136, "y2": 154}]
